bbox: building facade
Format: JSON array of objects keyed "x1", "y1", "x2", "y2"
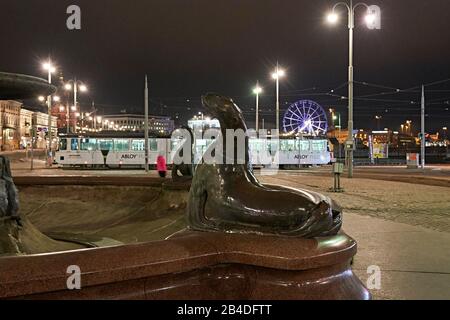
[
  {"x1": 0, "y1": 100, "x2": 58, "y2": 151},
  {"x1": 102, "y1": 114, "x2": 175, "y2": 135},
  {"x1": 31, "y1": 111, "x2": 58, "y2": 149},
  {"x1": 0, "y1": 100, "x2": 22, "y2": 151}
]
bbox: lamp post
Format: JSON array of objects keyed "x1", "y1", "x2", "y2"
[
  {"x1": 65, "y1": 79, "x2": 88, "y2": 133},
  {"x1": 42, "y1": 61, "x2": 56, "y2": 166},
  {"x1": 327, "y1": 1, "x2": 380, "y2": 178},
  {"x1": 375, "y1": 115, "x2": 382, "y2": 130},
  {"x1": 272, "y1": 63, "x2": 285, "y2": 132},
  {"x1": 145, "y1": 75, "x2": 149, "y2": 173},
  {"x1": 329, "y1": 108, "x2": 336, "y2": 130},
  {"x1": 253, "y1": 82, "x2": 263, "y2": 132}
]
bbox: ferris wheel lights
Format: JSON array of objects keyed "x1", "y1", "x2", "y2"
[{"x1": 283, "y1": 100, "x2": 328, "y2": 136}]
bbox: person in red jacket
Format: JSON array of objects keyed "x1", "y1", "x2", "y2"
[{"x1": 156, "y1": 155, "x2": 167, "y2": 178}]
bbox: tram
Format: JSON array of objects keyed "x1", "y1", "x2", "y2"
[{"x1": 55, "y1": 132, "x2": 332, "y2": 169}]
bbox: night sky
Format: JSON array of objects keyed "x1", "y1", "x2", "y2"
[{"x1": 1, "y1": 0, "x2": 450, "y2": 132}]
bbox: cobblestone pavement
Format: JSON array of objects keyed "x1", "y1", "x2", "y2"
[{"x1": 259, "y1": 172, "x2": 450, "y2": 234}]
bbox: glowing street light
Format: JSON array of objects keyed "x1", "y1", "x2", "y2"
[
  {"x1": 272, "y1": 68, "x2": 285, "y2": 80},
  {"x1": 271, "y1": 63, "x2": 285, "y2": 131},
  {"x1": 253, "y1": 82, "x2": 263, "y2": 132},
  {"x1": 365, "y1": 12, "x2": 376, "y2": 25},
  {"x1": 42, "y1": 62, "x2": 56, "y2": 74},
  {"x1": 326, "y1": 1, "x2": 381, "y2": 178},
  {"x1": 375, "y1": 115, "x2": 382, "y2": 130},
  {"x1": 327, "y1": 12, "x2": 339, "y2": 24}
]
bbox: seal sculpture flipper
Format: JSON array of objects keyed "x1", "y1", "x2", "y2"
[{"x1": 187, "y1": 94, "x2": 342, "y2": 238}]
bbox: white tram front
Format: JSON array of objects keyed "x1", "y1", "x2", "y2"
[{"x1": 56, "y1": 133, "x2": 171, "y2": 169}]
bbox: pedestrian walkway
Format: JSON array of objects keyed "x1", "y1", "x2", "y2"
[{"x1": 346, "y1": 213, "x2": 450, "y2": 300}]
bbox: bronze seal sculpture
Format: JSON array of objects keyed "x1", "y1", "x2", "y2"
[
  {"x1": 0, "y1": 156, "x2": 21, "y2": 223},
  {"x1": 188, "y1": 93, "x2": 342, "y2": 238}
]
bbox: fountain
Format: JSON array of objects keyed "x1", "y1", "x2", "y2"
[{"x1": 0, "y1": 82, "x2": 370, "y2": 299}]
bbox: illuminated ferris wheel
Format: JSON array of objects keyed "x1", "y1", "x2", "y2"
[{"x1": 282, "y1": 100, "x2": 328, "y2": 136}]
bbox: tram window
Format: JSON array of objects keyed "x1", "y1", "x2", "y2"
[
  {"x1": 249, "y1": 140, "x2": 259, "y2": 152},
  {"x1": 300, "y1": 141, "x2": 310, "y2": 152},
  {"x1": 131, "y1": 140, "x2": 145, "y2": 151},
  {"x1": 114, "y1": 139, "x2": 130, "y2": 152},
  {"x1": 81, "y1": 139, "x2": 98, "y2": 151},
  {"x1": 98, "y1": 139, "x2": 113, "y2": 151},
  {"x1": 268, "y1": 142, "x2": 279, "y2": 154},
  {"x1": 150, "y1": 139, "x2": 158, "y2": 151},
  {"x1": 311, "y1": 141, "x2": 326, "y2": 152},
  {"x1": 281, "y1": 140, "x2": 296, "y2": 152},
  {"x1": 59, "y1": 139, "x2": 67, "y2": 151},
  {"x1": 171, "y1": 140, "x2": 180, "y2": 151},
  {"x1": 71, "y1": 139, "x2": 79, "y2": 151}
]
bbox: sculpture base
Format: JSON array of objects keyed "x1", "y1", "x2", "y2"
[
  {"x1": 0, "y1": 231, "x2": 370, "y2": 300},
  {"x1": 0, "y1": 217, "x2": 83, "y2": 256}
]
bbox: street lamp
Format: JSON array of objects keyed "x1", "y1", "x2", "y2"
[
  {"x1": 329, "y1": 108, "x2": 336, "y2": 127},
  {"x1": 327, "y1": 1, "x2": 381, "y2": 178},
  {"x1": 253, "y1": 82, "x2": 263, "y2": 132},
  {"x1": 375, "y1": 115, "x2": 382, "y2": 130},
  {"x1": 271, "y1": 63, "x2": 285, "y2": 132},
  {"x1": 42, "y1": 60, "x2": 56, "y2": 166},
  {"x1": 65, "y1": 79, "x2": 88, "y2": 133},
  {"x1": 406, "y1": 120, "x2": 412, "y2": 135}
]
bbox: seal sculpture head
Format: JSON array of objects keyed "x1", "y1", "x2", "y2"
[{"x1": 187, "y1": 94, "x2": 342, "y2": 238}]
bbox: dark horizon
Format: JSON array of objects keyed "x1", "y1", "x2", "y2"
[{"x1": 2, "y1": 0, "x2": 450, "y2": 132}]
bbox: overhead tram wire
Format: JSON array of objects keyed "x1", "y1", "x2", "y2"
[
  {"x1": 353, "y1": 80, "x2": 401, "y2": 92},
  {"x1": 89, "y1": 78, "x2": 450, "y2": 120}
]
